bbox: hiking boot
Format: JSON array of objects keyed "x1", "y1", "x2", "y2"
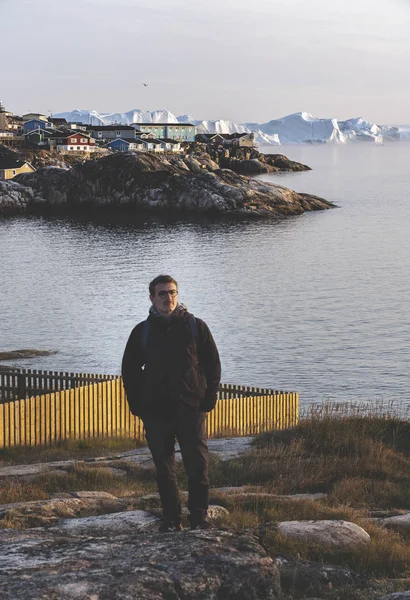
[
  {"x1": 158, "y1": 520, "x2": 183, "y2": 533},
  {"x1": 189, "y1": 517, "x2": 212, "y2": 530}
]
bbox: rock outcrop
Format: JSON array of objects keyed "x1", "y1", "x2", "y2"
[
  {"x1": 0, "y1": 180, "x2": 34, "y2": 215},
  {"x1": 0, "y1": 349, "x2": 56, "y2": 360},
  {"x1": 0, "y1": 528, "x2": 281, "y2": 600},
  {"x1": 219, "y1": 149, "x2": 312, "y2": 175},
  {"x1": 10, "y1": 151, "x2": 334, "y2": 217}
]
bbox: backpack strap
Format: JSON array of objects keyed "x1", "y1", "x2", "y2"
[
  {"x1": 189, "y1": 315, "x2": 198, "y2": 343},
  {"x1": 140, "y1": 319, "x2": 150, "y2": 351}
]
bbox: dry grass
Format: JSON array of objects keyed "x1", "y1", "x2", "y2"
[
  {"x1": 0, "y1": 436, "x2": 145, "y2": 466},
  {"x1": 0, "y1": 462, "x2": 157, "y2": 505},
  {"x1": 207, "y1": 408, "x2": 410, "y2": 579}
]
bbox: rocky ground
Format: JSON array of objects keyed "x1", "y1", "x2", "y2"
[
  {"x1": 1, "y1": 437, "x2": 409, "y2": 599},
  {"x1": 0, "y1": 146, "x2": 335, "y2": 217}
]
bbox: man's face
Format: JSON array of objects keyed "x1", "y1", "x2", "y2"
[{"x1": 150, "y1": 282, "x2": 178, "y2": 316}]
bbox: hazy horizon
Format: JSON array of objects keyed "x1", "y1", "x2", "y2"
[{"x1": 1, "y1": 0, "x2": 410, "y2": 124}]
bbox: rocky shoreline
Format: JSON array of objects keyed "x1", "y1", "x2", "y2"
[{"x1": 0, "y1": 149, "x2": 335, "y2": 217}]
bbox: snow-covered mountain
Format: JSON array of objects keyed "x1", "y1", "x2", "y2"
[
  {"x1": 54, "y1": 108, "x2": 179, "y2": 126},
  {"x1": 53, "y1": 108, "x2": 401, "y2": 145}
]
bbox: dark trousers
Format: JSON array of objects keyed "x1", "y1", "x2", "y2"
[{"x1": 143, "y1": 411, "x2": 209, "y2": 523}]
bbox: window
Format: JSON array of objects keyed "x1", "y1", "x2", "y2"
[
  {"x1": 116, "y1": 131, "x2": 121, "y2": 137},
  {"x1": 70, "y1": 147, "x2": 74, "y2": 150},
  {"x1": 12, "y1": 170, "x2": 16, "y2": 175},
  {"x1": 70, "y1": 138, "x2": 76, "y2": 143},
  {"x1": 81, "y1": 138, "x2": 87, "y2": 143},
  {"x1": 77, "y1": 147, "x2": 81, "y2": 150}
]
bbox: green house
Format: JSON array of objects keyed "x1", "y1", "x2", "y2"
[{"x1": 134, "y1": 123, "x2": 196, "y2": 142}]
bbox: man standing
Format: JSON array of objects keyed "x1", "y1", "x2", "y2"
[{"x1": 122, "y1": 275, "x2": 221, "y2": 532}]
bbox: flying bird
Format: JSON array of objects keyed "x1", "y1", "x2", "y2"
[{"x1": 142, "y1": 83, "x2": 148, "y2": 87}]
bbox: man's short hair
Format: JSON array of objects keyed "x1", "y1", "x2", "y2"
[{"x1": 149, "y1": 275, "x2": 178, "y2": 296}]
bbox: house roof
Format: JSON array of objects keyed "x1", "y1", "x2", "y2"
[
  {"x1": 197, "y1": 132, "x2": 250, "y2": 140},
  {"x1": 25, "y1": 127, "x2": 57, "y2": 137},
  {"x1": 49, "y1": 131, "x2": 93, "y2": 140},
  {"x1": 87, "y1": 125, "x2": 136, "y2": 131},
  {"x1": 0, "y1": 158, "x2": 31, "y2": 170},
  {"x1": 134, "y1": 123, "x2": 194, "y2": 127},
  {"x1": 105, "y1": 138, "x2": 141, "y2": 145}
]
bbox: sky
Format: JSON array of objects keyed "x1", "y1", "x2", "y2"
[{"x1": 1, "y1": 0, "x2": 410, "y2": 124}]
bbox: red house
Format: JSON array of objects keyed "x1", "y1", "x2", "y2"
[{"x1": 48, "y1": 132, "x2": 96, "y2": 152}]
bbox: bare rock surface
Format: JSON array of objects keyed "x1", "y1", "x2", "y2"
[
  {"x1": 51, "y1": 505, "x2": 228, "y2": 535},
  {"x1": 0, "y1": 180, "x2": 34, "y2": 215},
  {"x1": 376, "y1": 512, "x2": 410, "y2": 533},
  {"x1": 51, "y1": 508, "x2": 158, "y2": 534},
  {"x1": 377, "y1": 593, "x2": 410, "y2": 599},
  {"x1": 278, "y1": 520, "x2": 371, "y2": 552},
  {"x1": 0, "y1": 492, "x2": 129, "y2": 528},
  {"x1": 11, "y1": 151, "x2": 335, "y2": 217},
  {"x1": 0, "y1": 436, "x2": 254, "y2": 479},
  {"x1": 0, "y1": 528, "x2": 281, "y2": 600},
  {"x1": 211, "y1": 488, "x2": 327, "y2": 502},
  {"x1": 275, "y1": 555, "x2": 369, "y2": 599}
]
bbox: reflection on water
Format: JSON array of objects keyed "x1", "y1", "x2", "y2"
[{"x1": 1, "y1": 143, "x2": 410, "y2": 409}]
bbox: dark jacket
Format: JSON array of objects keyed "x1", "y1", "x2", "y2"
[{"x1": 121, "y1": 308, "x2": 221, "y2": 419}]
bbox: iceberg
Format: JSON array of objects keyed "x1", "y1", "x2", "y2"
[
  {"x1": 246, "y1": 112, "x2": 346, "y2": 145},
  {"x1": 54, "y1": 108, "x2": 180, "y2": 125},
  {"x1": 196, "y1": 119, "x2": 248, "y2": 135},
  {"x1": 53, "y1": 108, "x2": 404, "y2": 146}
]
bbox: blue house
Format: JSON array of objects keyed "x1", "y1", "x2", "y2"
[
  {"x1": 105, "y1": 138, "x2": 144, "y2": 152},
  {"x1": 23, "y1": 119, "x2": 52, "y2": 134}
]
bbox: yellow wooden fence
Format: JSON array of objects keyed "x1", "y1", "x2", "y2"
[{"x1": 0, "y1": 378, "x2": 298, "y2": 448}]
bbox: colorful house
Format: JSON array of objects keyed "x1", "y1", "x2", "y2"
[
  {"x1": 24, "y1": 127, "x2": 58, "y2": 147},
  {"x1": 134, "y1": 123, "x2": 196, "y2": 142},
  {"x1": 161, "y1": 138, "x2": 182, "y2": 152},
  {"x1": 23, "y1": 119, "x2": 52, "y2": 134},
  {"x1": 196, "y1": 132, "x2": 255, "y2": 148},
  {"x1": 0, "y1": 158, "x2": 35, "y2": 180},
  {"x1": 87, "y1": 125, "x2": 136, "y2": 142},
  {"x1": 22, "y1": 113, "x2": 48, "y2": 122},
  {"x1": 104, "y1": 138, "x2": 144, "y2": 152},
  {"x1": 48, "y1": 132, "x2": 96, "y2": 152}
]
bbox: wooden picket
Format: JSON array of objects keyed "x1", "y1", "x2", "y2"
[{"x1": 0, "y1": 377, "x2": 298, "y2": 448}]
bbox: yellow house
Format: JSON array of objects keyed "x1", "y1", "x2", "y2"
[{"x1": 0, "y1": 158, "x2": 35, "y2": 180}]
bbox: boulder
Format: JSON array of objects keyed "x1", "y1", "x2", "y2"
[
  {"x1": 0, "y1": 528, "x2": 281, "y2": 600},
  {"x1": 376, "y1": 512, "x2": 410, "y2": 534},
  {"x1": 277, "y1": 520, "x2": 371, "y2": 552}
]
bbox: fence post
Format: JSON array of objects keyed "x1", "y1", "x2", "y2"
[{"x1": 17, "y1": 374, "x2": 25, "y2": 400}]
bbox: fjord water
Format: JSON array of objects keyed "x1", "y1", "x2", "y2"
[{"x1": 1, "y1": 143, "x2": 410, "y2": 410}]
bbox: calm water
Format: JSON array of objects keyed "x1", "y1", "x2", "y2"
[{"x1": 1, "y1": 143, "x2": 410, "y2": 409}]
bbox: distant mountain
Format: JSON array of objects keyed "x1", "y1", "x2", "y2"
[{"x1": 53, "y1": 109, "x2": 401, "y2": 145}]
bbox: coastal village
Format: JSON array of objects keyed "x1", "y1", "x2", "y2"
[{"x1": 0, "y1": 101, "x2": 256, "y2": 181}]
